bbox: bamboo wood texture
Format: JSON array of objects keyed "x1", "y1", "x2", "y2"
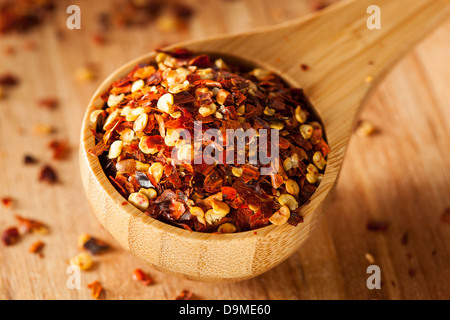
[
  {"x1": 0, "y1": 0, "x2": 449, "y2": 299},
  {"x1": 80, "y1": 0, "x2": 450, "y2": 282}
]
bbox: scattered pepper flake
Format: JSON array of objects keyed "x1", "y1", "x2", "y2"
[
  {"x1": 132, "y1": 268, "x2": 153, "y2": 286},
  {"x1": 355, "y1": 120, "x2": 376, "y2": 137},
  {"x1": 87, "y1": 280, "x2": 105, "y2": 300},
  {"x1": 33, "y1": 124, "x2": 55, "y2": 135},
  {"x1": 78, "y1": 233, "x2": 110, "y2": 255},
  {"x1": 23, "y1": 154, "x2": 38, "y2": 165},
  {"x1": 38, "y1": 165, "x2": 58, "y2": 184},
  {"x1": 1, "y1": 227, "x2": 19, "y2": 246},
  {"x1": 75, "y1": 67, "x2": 96, "y2": 82},
  {"x1": 300, "y1": 64, "x2": 310, "y2": 71},
  {"x1": 0, "y1": 73, "x2": 19, "y2": 86},
  {"x1": 70, "y1": 252, "x2": 93, "y2": 271},
  {"x1": 175, "y1": 289, "x2": 193, "y2": 300},
  {"x1": 28, "y1": 240, "x2": 45, "y2": 255},
  {"x1": 1, "y1": 197, "x2": 14, "y2": 208},
  {"x1": 38, "y1": 97, "x2": 58, "y2": 110},
  {"x1": 48, "y1": 139, "x2": 70, "y2": 160},
  {"x1": 366, "y1": 220, "x2": 389, "y2": 232},
  {"x1": 15, "y1": 215, "x2": 49, "y2": 234}
]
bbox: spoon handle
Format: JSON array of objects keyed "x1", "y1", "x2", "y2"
[{"x1": 281, "y1": 0, "x2": 450, "y2": 117}]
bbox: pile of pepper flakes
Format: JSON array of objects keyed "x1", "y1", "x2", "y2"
[{"x1": 89, "y1": 49, "x2": 330, "y2": 233}]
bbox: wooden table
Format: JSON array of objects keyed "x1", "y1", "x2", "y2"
[{"x1": 0, "y1": 0, "x2": 449, "y2": 300}]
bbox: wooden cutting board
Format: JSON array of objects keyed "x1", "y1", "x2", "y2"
[{"x1": 0, "y1": 0, "x2": 449, "y2": 300}]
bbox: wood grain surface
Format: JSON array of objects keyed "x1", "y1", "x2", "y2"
[{"x1": 0, "y1": 0, "x2": 449, "y2": 300}]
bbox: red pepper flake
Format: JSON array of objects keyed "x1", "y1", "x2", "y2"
[
  {"x1": 92, "y1": 32, "x2": 107, "y2": 46},
  {"x1": 38, "y1": 165, "x2": 58, "y2": 184},
  {"x1": 239, "y1": 164, "x2": 260, "y2": 182},
  {"x1": 300, "y1": 64, "x2": 310, "y2": 71},
  {"x1": 0, "y1": 73, "x2": 19, "y2": 86},
  {"x1": 440, "y1": 208, "x2": 450, "y2": 225},
  {"x1": 48, "y1": 139, "x2": 70, "y2": 160},
  {"x1": 87, "y1": 280, "x2": 105, "y2": 300},
  {"x1": 1, "y1": 197, "x2": 14, "y2": 208},
  {"x1": 38, "y1": 97, "x2": 58, "y2": 110},
  {"x1": 28, "y1": 240, "x2": 45, "y2": 255},
  {"x1": 366, "y1": 220, "x2": 389, "y2": 232},
  {"x1": 24, "y1": 154, "x2": 38, "y2": 165},
  {"x1": 132, "y1": 268, "x2": 153, "y2": 286},
  {"x1": 1, "y1": 227, "x2": 19, "y2": 246},
  {"x1": 175, "y1": 289, "x2": 193, "y2": 300},
  {"x1": 15, "y1": 215, "x2": 49, "y2": 234},
  {"x1": 80, "y1": 235, "x2": 110, "y2": 255}
]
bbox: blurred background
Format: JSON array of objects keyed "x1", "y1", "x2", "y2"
[{"x1": 0, "y1": 0, "x2": 449, "y2": 300}]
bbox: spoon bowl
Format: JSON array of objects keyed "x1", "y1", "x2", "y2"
[{"x1": 80, "y1": 0, "x2": 450, "y2": 281}]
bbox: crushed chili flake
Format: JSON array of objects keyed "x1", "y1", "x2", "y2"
[
  {"x1": 366, "y1": 220, "x2": 389, "y2": 232},
  {"x1": 48, "y1": 139, "x2": 70, "y2": 160},
  {"x1": 38, "y1": 165, "x2": 58, "y2": 184},
  {"x1": 1, "y1": 197, "x2": 14, "y2": 208},
  {"x1": 175, "y1": 289, "x2": 193, "y2": 300},
  {"x1": 78, "y1": 233, "x2": 110, "y2": 255},
  {"x1": 15, "y1": 215, "x2": 49, "y2": 234},
  {"x1": 75, "y1": 67, "x2": 96, "y2": 82},
  {"x1": 24, "y1": 154, "x2": 38, "y2": 165},
  {"x1": 38, "y1": 97, "x2": 59, "y2": 110},
  {"x1": 33, "y1": 124, "x2": 55, "y2": 135},
  {"x1": 91, "y1": 49, "x2": 329, "y2": 233},
  {"x1": 300, "y1": 64, "x2": 310, "y2": 71},
  {"x1": 0, "y1": 73, "x2": 19, "y2": 86},
  {"x1": 28, "y1": 240, "x2": 45, "y2": 255},
  {"x1": 132, "y1": 268, "x2": 153, "y2": 286},
  {"x1": 0, "y1": 73, "x2": 19, "y2": 98},
  {"x1": 2, "y1": 227, "x2": 19, "y2": 246},
  {"x1": 87, "y1": 280, "x2": 105, "y2": 300}
]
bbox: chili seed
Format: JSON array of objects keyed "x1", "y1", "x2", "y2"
[
  {"x1": 70, "y1": 252, "x2": 93, "y2": 271},
  {"x1": 277, "y1": 194, "x2": 298, "y2": 210},
  {"x1": 128, "y1": 192, "x2": 150, "y2": 211},
  {"x1": 218, "y1": 223, "x2": 236, "y2": 233},
  {"x1": 269, "y1": 205, "x2": 291, "y2": 225},
  {"x1": 285, "y1": 179, "x2": 300, "y2": 195},
  {"x1": 306, "y1": 164, "x2": 319, "y2": 184}
]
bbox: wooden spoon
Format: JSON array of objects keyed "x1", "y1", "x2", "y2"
[{"x1": 79, "y1": 0, "x2": 450, "y2": 281}]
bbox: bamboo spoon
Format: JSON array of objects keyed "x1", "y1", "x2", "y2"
[{"x1": 79, "y1": 0, "x2": 450, "y2": 282}]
